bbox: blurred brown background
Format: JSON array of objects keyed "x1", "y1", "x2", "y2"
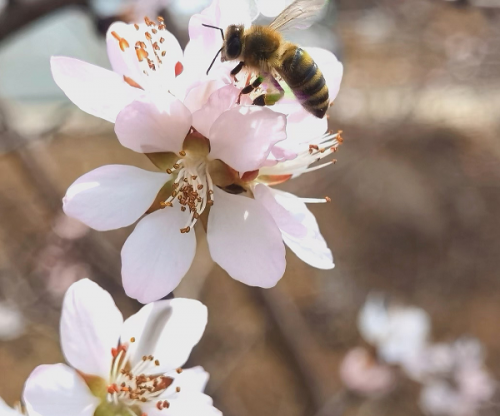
[{"x1": 1, "y1": 0, "x2": 500, "y2": 415}]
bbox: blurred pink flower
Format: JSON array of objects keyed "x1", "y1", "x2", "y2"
[
  {"x1": 405, "y1": 338, "x2": 496, "y2": 416},
  {"x1": 340, "y1": 347, "x2": 396, "y2": 398},
  {"x1": 24, "y1": 279, "x2": 220, "y2": 416}
]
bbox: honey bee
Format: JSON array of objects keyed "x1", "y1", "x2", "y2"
[{"x1": 203, "y1": 0, "x2": 329, "y2": 118}]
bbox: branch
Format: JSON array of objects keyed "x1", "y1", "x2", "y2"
[{"x1": 0, "y1": 0, "x2": 89, "y2": 41}]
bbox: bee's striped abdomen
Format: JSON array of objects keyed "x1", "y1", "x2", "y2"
[{"x1": 278, "y1": 46, "x2": 329, "y2": 118}]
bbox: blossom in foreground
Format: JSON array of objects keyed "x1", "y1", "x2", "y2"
[
  {"x1": 23, "y1": 279, "x2": 220, "y2": 416},
  {"x1": 52, "y1": 8, "x2": 341, "y2": 302}
]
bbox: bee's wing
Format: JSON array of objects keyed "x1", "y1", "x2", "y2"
[{"x1": 269, "y1": 0, "x2": 327, "y2": 32}]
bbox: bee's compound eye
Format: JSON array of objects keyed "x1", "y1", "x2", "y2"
[{"x1": 226, "y1": 37, "x2": 242, "y2": 59}]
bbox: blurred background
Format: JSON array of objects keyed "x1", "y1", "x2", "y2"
[{"x1": 1, "y1": 0, "x2": 500, "y2": 415}]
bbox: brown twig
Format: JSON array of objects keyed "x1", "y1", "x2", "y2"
[{"x1": 0, "y1": 0, "x2": 89, "y2": 42}]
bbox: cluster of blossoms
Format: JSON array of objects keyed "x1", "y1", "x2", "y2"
[
  {"x1": 340, "y1": 294, "x2": 497, "y2": 416},
  {"x1": 3, "y1": 0, "x2": 345, "y2": 414},
  {"x1": 52, "y1": 0, "x2": 343, "y2": 303}
]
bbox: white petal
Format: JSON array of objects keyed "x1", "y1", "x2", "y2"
[
  {"x1": 182, "y1": 76, "x2": 231, "y2": 113},
  {"x1": 50, "y1": 56, "x2": 143, "y2": 123},
  {"x1": 63, "y1": 165, "x2": 169, "y2": 231},
  {"x1": 192, "y1": 85, "x2": 240, "y2": 138},
  {"x1": 209, "y1": 106, "x2": 287, "y2": 172},
  {"x1": 61, "y1": 279, "x2": 122, "y2": 378},
  {"x1": 0, "y1": 398, "x2": 22, "y2": 416},
  {"x1": 207, "y1": 188, "x2": 286, "y2": 287},
  {"x1": 253, "y1": 184, "x2": 307, "y2": 238},
  {"x1": 271, "y1": 189, "x2": 334, "y2": 270},
  {"x1": 272, "y1": 102, "x2": 328, "y2": 145},
  {"x1": 115, "y1": 94, "x2": 192, "y2": 154},
  {"x1": 121, "y1": 208, "x2": 197, "y2": 303},
  {"x1": 24, "y1": 364, "x2": 99, "y2": 416},
  {"x1": 106, "y1": 22, "x2": 183, "y2": 92},
  {"x1": 121, "y1": 299, "x2": 207, "y2": 372},
  {"x1": 142, "y1": 393, "x2": 221, "y2": 416},
  {"x1": 166, "y1": 366, "x2": 210, "y2": 394}
]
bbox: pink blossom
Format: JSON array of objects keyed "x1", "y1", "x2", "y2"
[
  {"x1": 23, "y1": 279, "x2": 220, "y2": 416},
  {"x1": 52, "y1": 4, "x2": 342, "y2": 302},
  {"x1": 339, "y1": 347, "x2": 396, "y2": 398}
]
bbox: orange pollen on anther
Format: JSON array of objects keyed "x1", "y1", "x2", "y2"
[
  {"x1": 119, "y1": 38, "x2": 130, "y2": 51},
  {"x1": 136, "y1": 48, "x2": 149, "y2": 62}
]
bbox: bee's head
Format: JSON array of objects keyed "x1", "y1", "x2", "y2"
[{"x1": 221, "y1": 25, "x2": 244, "y2": 61}]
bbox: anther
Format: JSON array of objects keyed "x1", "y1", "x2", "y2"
[
  {"x1": 111, "y1": 31, "x2": 121, "y2": 41},
  {"x1": 155, "y1": 360, "x2": 160, "y2": 366},
  {"x1": 176, "y1": 368, "x2": 183, "y2": 374},
  {"x1": 119, "y1": 38, "x2": 130, "y2": 51},
  {"x1": 166, "y1": 169, "x2": 172, "y2": 174},
  {"x1": 325, "y1": 196, "x2": 332, "y2": 202},
  {"x1": 145, "y1": 32, "x2": 152, "y2": 41},
  {"x1": 179, "y1": 150, "x2": 186, "y2": 157},
  {"x1": 130, "y1": 337, "x2": 136, "y2": 342},
  {"x1": 134, "y1": 24, "x2": 140, "y2": 30},
  {"x1": 176, "y1": 387, "x2": 181, "y2": 393}
]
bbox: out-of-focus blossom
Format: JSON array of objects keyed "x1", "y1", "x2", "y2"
[
  {"x1": 24, "y1": 279, "x2": 220, "y2": 416},
  {"x1": 339, "y1": 347, "x2": 396, "y2": 398},
  {"x1": 0, "y1": 302, "x2": 26, "y2": 341},
  {"x1": 358, "y1": 294, "x2": 431, "y2": 365},
  {"x1": 52, "y1": 214, "x2": 89, "y2": 240},
  {"x1": 403, "y1": 338, "x2": 496, "y2": 416}
]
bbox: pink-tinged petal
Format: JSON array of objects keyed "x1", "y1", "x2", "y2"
[
  {"x1": 207, "y1": 188, "x2": 286, "y2": 287},
  {"x1": 253, "y1": 184, "x2": 307, "y2": 238},
  {"x1": 63, "y1": 165, "x2": 169, "y2": 231},
  {"x1": 273, "y1": 102, "x2": 328, "y2": 145},
  {"x1": 121, "y1": 299, "x2": 207, "y2": 372},
  {"x1": 166, "y1": 366, "x2": 210, "y2": 394},
  {"x1": 121, "y1": 208, "x2": 196, "y2": 303},
  {"x1": 142, "y1": 393, "x2": 221, "y2": 416},
  {"x1": 50, "y1": 56, "x2": 143, "y2": 123},
  {"x1": 305, "y1": 47, "x2": 343, "y2": 102},
  {"x1": 209, "y1": 106, "x2": 287, "y2": 172},
  {"x1": 192, "y1": 85, "x2": 240, "y2": 138},
  {"x1": 181, "y1": 76, "x2": 231, "y2": 113},
  {"x1": 61, "y1": 279, "x2": 123, "y2": 378},
  {"x1": 272, "y1": 189, "x2": 334, "y2": 270},
  {"x1": 185, "y1": 0, "x2": 255, "y2": 79},
  {"x1": 106, "y1": 22, "x2": 183, "y2": 92},
  {"x1": 24, "y1": 364, "x2": 99, "y2": 416},
  {"x1": 115, "y1": 94, "x2": 192, "y2": 154},
  {"x1": 0, "y1": 398, "x2": 22, "y2": 416}
]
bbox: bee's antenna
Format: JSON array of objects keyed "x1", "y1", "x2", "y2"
[
  {"x1": 202, "y1": 23, "x2": 225, "y2": 40},
  {"x1": 206, "y1": 47, "x2": 223, "y2": 75}
]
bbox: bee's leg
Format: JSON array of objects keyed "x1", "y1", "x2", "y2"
[
  {"x1": 231, "y1": 61, "x2": 245, "y2": 81},
  {"x1": 252, "y1": 75, "x2": 284, "y2": 106},
  {"x1": 237, "y1": 75, "x2": 264, "y2": 104}
]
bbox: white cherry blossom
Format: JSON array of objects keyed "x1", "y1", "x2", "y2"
[{"x1": 23, "y1": 279, "x2": 220, "y2": 416}]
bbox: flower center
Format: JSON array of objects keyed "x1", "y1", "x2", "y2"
[
  {"x1": 111, "y1": 16, "x2": 183, "y2": 79},
  {"x1": 159, "y1": 134, "x2": 215, "y2": 233},
  {"x1": 105, "y1": 338, "x2": 182, "y2": 416}
]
